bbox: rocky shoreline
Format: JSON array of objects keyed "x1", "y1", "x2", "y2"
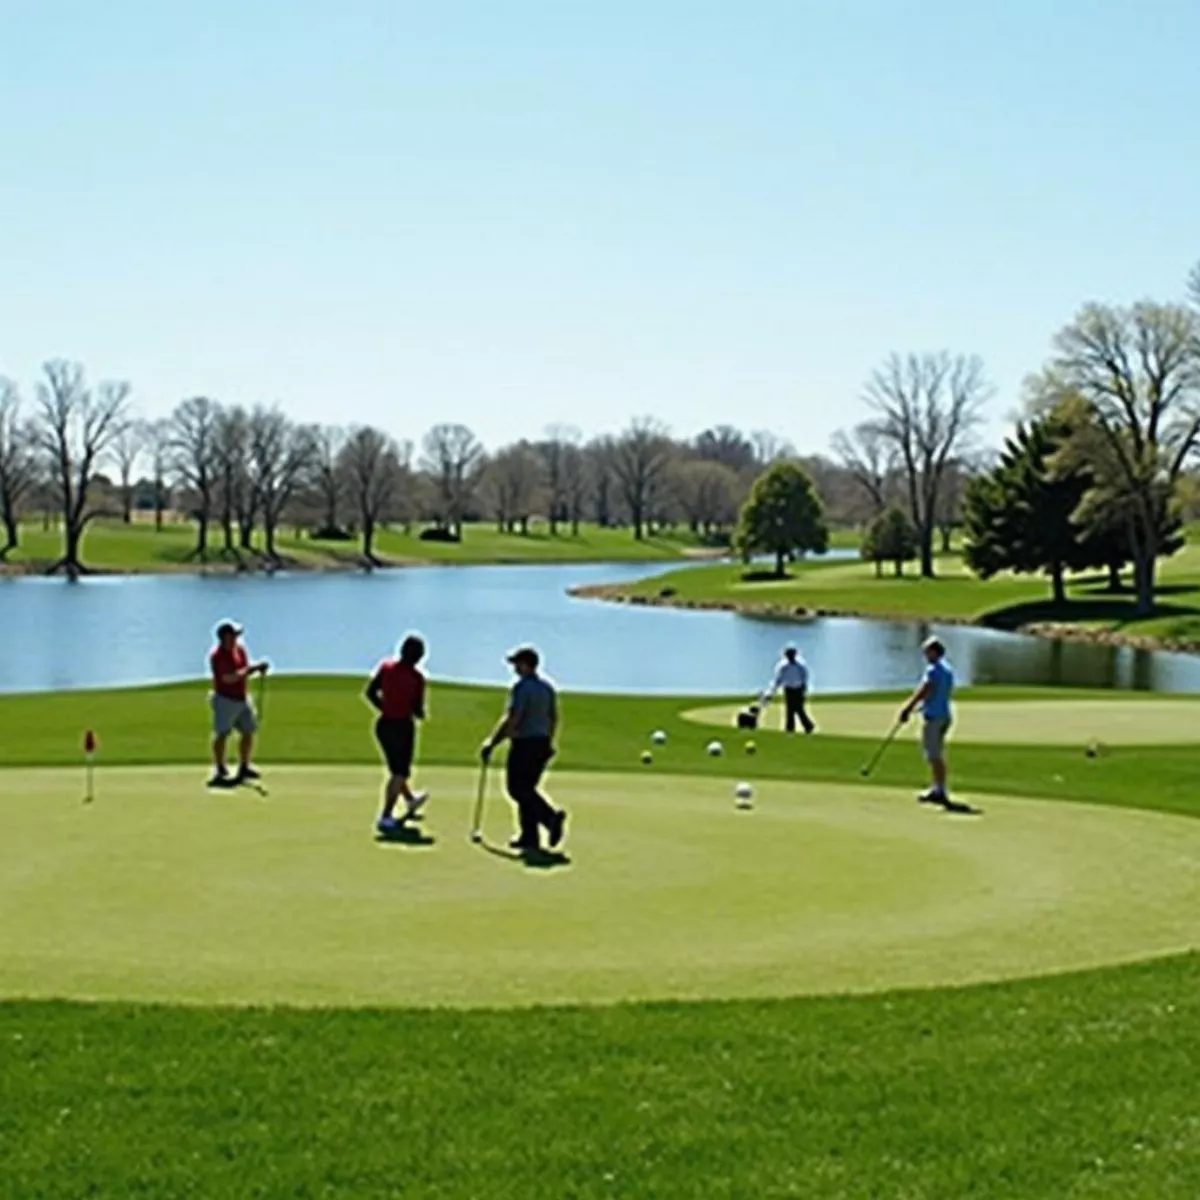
[{"x1": 569, "y1": 584, "x2": 1200, "y2": 658}]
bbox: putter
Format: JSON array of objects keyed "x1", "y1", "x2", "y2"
[
  {"x1": 469, "y1": 759, "x2": 489, "y2": 844},
  {"x1": 859, "y1": 719, "x2": 904, "y2": 778}
]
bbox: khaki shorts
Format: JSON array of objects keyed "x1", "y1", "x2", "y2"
[
  {"x1": 922, "y1": 718, "x2": 951, "y2": 762},
  {"x1": 211, "y1": 694, "x2": 257, "y2": 738}
]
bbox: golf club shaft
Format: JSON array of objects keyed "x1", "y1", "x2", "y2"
[
  {"x1": 256, "y1": 671, "x2": 267, "y2": 726},
  {"x1": 470, "y1": 760, "x2": 488, "y2": 837},
  {"x1": 862, "y1": 721, "x2": 902, "y2": 777}
]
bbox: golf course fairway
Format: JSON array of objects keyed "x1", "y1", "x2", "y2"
[
  {"x1": 685, "y1": 695, "x2": 1200, "y2": 745},
  {"x1": 4, "y1": 765, "x2": 1200, "y2": 1008}
]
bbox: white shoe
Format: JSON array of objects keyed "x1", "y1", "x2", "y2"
[{"x1": 405, "y1": 791, "x2": 429, "y2": 817}]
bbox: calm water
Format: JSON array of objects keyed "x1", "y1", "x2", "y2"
[{"x1": 4, "y1": 563, "x2": 1199, "y2": 696}]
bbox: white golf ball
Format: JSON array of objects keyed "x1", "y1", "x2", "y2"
[
  {"x1": 706, "y1": 740, "x2": 724, "y2": 757},
  {"x1": 735, "y1": 782, "x2": 754, "y2": 802},
  {"x1": 651, "y1": 730, "x2": 667, "y2": 745}
]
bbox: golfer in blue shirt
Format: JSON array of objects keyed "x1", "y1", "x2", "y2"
[{"x1": 899, "y1": 636, "x2": 955, "y2": 806}]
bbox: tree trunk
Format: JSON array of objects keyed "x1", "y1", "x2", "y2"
[
  {"x1": 195, "y1": 513, "x2": 209, "y2": 557},
  {"x1": 919, "y1": 525, "x2": 935, "y2": 579},
  {"x1": 1050, "y1": 561, "x2": 1066, "y2": 605},
  {"x1": 154, "y1": 490, "x2": 164, "y2": 532},
  {"x1": 874, "y1": 559, "x2": 882, "y2": 578},
  {"x1": 940, "y1": 524, "x2": 952, "y2": 553},
  {"x1": 363, "y1": 518, "x2": 375, "y2": 564},
  {"x1": 64, "y1": 522, "x2": 84, "y2": 571},
  {"x1": 1106, "y1": 562, "x2": 1122, "y2": 593},
  {"x1": 122, "y1": 486, "x2": 133, "y2": 523},
  {"x1": 775, "y1": 547, "x2": 786, "y2": 577},
  {"x1": 571, "y1": 515, "x2": 580, "y2": 536},
  {"x1": 893, "y1": 557, "x2": 902, "y2": 577},
  {"x1": 1133, "y1": 551, "x2": 1156, "y2": 617},
  {"x1": 632, "y1": 509, "x2": 644, "y2": 541},
  {"x1": 265, "y1": 519, "x2": 277, "y2": 560}
]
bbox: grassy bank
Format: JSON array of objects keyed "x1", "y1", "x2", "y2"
[
  {"x1": 3, "y1": 517, "x2": 712, "y2": 573},
  {"x1": 589, "y1": 540, "x2": 1200, "y2": 648}
]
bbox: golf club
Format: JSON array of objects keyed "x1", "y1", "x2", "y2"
[
  {"x1": 859, "y1": 719, "x2": 904, "y2": 778},
  {"x1": 469, "y1": 758, "x2": 489, "y2": 844},
  {"x1": 83, "y1": 729, "x2": 96, "y2": 803},
  {"x1": 256, "y1": 668, "x2": 268, "y2": 727}
]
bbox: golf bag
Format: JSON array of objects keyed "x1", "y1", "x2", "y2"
[{"x1": 736, "y1": 705, "x2": 760, "y2": 730}]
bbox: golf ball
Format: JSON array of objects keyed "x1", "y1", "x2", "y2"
[
  {"x1": 706, "y1": 740, "x2": 724, "y2": 757},
  {"x1": 745, "y1": 740, "x2": 757, "y2": 755},
  {"x1": 734, "y1": 782, "x2": 754, "y2": 807},
  {"x1": 470, "y1": 831, "x2": 483, "y2": 844},
  {"x1": 641, "y1": 750, "x2": 653, "y2": 765},
  {"x1": 651, "y1": 730, "x2": 667, "y2": 745}
]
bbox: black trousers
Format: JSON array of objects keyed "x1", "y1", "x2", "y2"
[
  {"x1": 506, "y1": 737, "x2": 556, "y2": 843},
  {"x1": 784, "y1": 687, "x2": 815, "y2": 734}
]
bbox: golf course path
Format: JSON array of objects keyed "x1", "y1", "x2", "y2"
[
  {"x1": 684, "y1": 697, "x2": 1200, "y2": 746},
  {"x1": 3, "y1": 766, "x2": 1198, "y2": 1008}
]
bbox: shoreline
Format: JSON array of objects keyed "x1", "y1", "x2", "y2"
[{"x1": 568, "y1": 583, "x2": 1200, "y2": 659}]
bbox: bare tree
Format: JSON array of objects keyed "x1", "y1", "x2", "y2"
[
  {"x1": 585, "y1": 436, "x2": 618, "y2": 527},
  {"x1": 562, "y1": 441, "x2": 589, "y2": 535},
  {"x1": 420, "y1": 423, "x2": 482, "y2": 538},
  {"x1": 481, "y1": 443, "x2": 541, "y2": 534},
  {"x1": 212, "y1": 406, "x2": 253, "y2": 552},
  {"x1": 671, "y1": 459, "x2": 740, "y2": 537},
  {"x1": 612, "y1": 418, "x2": 673, "y2": 540},
  {"x1": 863, "y1": 352, "x2": 990, "y2": 577},
  {"x1": 694, "y1": 425, "x2": 757, "y2": 474},
  {"x1": 170, "y1": 396, "x2": 221, "y2": 558},
  {"x1": 338, "y1": 426, "x2": 404, "y2": 563},
  {"x1": 140, "y1": 418, "x2": 172, "y2": 531},
  {"x1": 312, "y1": 425, "x2": 347, "y2": 535},
  {"x1": 831, "y1": 422, "x2": 895, "y2": 517},
  {"x1": 33, "y1": 362, "x2": 131, "y2": 573},
  {"x1": 247, "y1": 407, "x2": 316, "y2": 560},
  {"x1": 750, "y1": 430, "x2": 795, "y2": 467},
  {"x1": 0, "y1": 378, "x2": 38, "y2": 557},
  {"x1": 537, "y1": 424, "x2": 581, "y2": 535},
  {"x1": 1045, "y1": 301, "x2": 1200, "y2": 614},
  {"x1": 111, "y1": 417, "x2": 145, "y2": 523}
]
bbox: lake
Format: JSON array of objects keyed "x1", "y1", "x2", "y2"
[{"x1": 4, "y1": 563, "x2": 1199, "y2": 696}]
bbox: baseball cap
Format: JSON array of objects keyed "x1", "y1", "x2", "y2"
[
  {"x1": 215, "y1": 619, "x2": 243, "y2": 639},
  {"x1": 506, "y1": 646, "x2": 540, "y2": 669}
]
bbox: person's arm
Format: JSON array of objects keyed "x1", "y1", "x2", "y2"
[
  {"x1": 899, "y1": 677, "x2": 932, "y2": 722},
  {"x1": 414, "y1": 676, "x2": 427, "y2": 721},
  {"x1": 482, "y1": 707, "x2": 516, "y2": 759},
  {"x1": 548, "y1": 689, "x2": 559, "y2": 745},
  {"x1": 364, "y1": 667, "x2": 385, "y2": 712}
]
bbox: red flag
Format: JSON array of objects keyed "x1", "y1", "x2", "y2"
[{"x1": 84, "y1": 730, "x2": 96, "y2": 754}]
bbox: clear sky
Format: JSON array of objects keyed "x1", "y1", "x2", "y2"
[{"x1": 1, "y1": 0, "x2": 1197, "y2": 453}]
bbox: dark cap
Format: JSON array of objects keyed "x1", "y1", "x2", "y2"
[
  {"x1": 215, "y1": 619, "x2": 243, "y2": 639},
  {"x1": 506, "y1": 646, "x2": 540, "y2": 669}
]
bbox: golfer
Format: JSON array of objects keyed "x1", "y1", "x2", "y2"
[
  {"x1": 762, "y1": 645, "x2": 816, "y2": 734},
  {"x1": 365, "y1": 634, "x2": 429, "y2": 834},
  {"x1": 899, "y1": 636, "x2": 955, "y2": 805},
  {"x1": 208, "y1": 619, "x2": 269, "y2": 788},
  {"x1": 481, "y1": 646, "x2": 566, "y2": 852}
]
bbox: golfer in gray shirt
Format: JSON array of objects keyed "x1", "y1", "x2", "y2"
[{"x1": 481, "y1": 646, "x2": 566, "y2": 852}]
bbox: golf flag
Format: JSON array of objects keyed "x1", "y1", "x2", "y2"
[{"x1": 83, "y1": 729, "x2": 96, "y2": 803}]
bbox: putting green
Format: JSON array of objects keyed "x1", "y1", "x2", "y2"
[
  {"x1": 685, "y1": 697, "x2": 1200, "y2": 746},
  {"x1": 2, "y1": 766, "x2": 1198, "y2": 1008}
]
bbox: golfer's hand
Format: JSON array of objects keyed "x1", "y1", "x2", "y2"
[
  {"x1": 257, "y1": 661, "x2": 270, "y2": 676},
  {"x1": 479, "y1": 741, "x2": 494, "y2": 763},
  {"x1": 898, "y1": 707, "x2": 911, "y2": 724}
]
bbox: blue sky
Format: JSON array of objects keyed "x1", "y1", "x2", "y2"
[{"x1": 1, "y1": 0, "x2": 1197, "y2": 452}]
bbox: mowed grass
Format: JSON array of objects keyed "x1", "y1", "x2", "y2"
[
  {"x1": 7, "y1": 517, "x2": 707, "y2": 572},
  {"x1": 5, "y1": 678, "x2": 1200, "y2": 1197},
  {"x1": 613, "y1": 538, "x2": 1200, "y2": 643},
  {"x1": 7, "y1": 766, "x2": 1200, "y2": 1006}
]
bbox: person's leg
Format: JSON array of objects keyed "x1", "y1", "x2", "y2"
[
  {"x1": 210, "y1": 696, "x2": 233, "y2": 784},
  {"x1": 784, "y1": 689, "x2": 798, "y2": 734},
  {"x1": 212, "y1": 734, "x2": 229, "y2": 773},
  {"x1": 523, "y1": 742, "x2": 557, "y2": 832},
  {"x1": 506, "y1": 743, "x2": 542, "y2": 847},
  {"x1": 235, "y1": 703, "x2": 260, "y2": 778},
  {"x1": 798, "y1": 689, "x2": 815, "y2": 734},
  {"x1": 920, "y1": 721, "x2": 949, "y2": 802}
]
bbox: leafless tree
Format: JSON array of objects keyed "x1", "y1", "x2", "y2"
[
  {"x1": 247, "y1": 406, "x2": 316, "y2": 560},
  {"x1": 421, "y1": 423, "x2": 482, "y2": 538},
  {"x1": 537, "y1": 424, "x2": 581, "y2": 535},
  {"x1": 481, "y1": 442, "x2": 541, "y2": 534},
  {"x1": 312, "y1": 425, "x2": 347, "y2": 534},
  {"x1": 212, "y1": 405, "x2": 253, "y2": 552},
  {"x1": 561, "y1": 441, "x2": 589, "y2": 535},
  {"x1": 863, "y1": 351, "x2": 990, "y2": 577},
  {"x1": 0, "y1": 378, "x2": 38, "y2": 557},
  {"x1": 694, "y1": 425, "x2": 757, "y2": 474},
  {"x1": 612, "y1": 418, "x2": 673, "y2": 540},
  {"x1": 111, "y1": 417, "x2": 145, "y2": 524},
  {"x1": 170, "y1": 396, "x2": 221, "y2": 557},
  {"x1": 831, "y1": 422, "x2": 895, "y2": 517},
  {"x1": 1045, "y1": 301, "x2": 1200, "y2": 613},
  {"x1": 585, "y1": 436, "x2": 618, "y2": 527},
  {"x1": 33, "y1": 362, "x2": 131, "y2": 573},
  {"x1": 750, "y1": 430, "x2": 795, "y2": 468},
  {"x1": 671, "y1": 459, "x2": 740, "y2": 537},
  {"x1": 140, "y1": 418, "x2": 172, "y2": 531},
  {"x1": 338, "y1": 425, "x2": 404, "y2": 563}
]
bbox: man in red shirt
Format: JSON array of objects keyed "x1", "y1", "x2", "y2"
[
  {"x1": 365, "y1": 633, "x2": 429, "y2": 835},
  {"x1": 209, "y1": 619, "x2": 269, "y2": 788}
]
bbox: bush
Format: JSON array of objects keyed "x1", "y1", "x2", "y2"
[
  {"x1": 309, "y1": 525, "x2": 355, "y2": 542},
  {"x1": 419, "y1": 526, "x2": 461, "y2": 544}
]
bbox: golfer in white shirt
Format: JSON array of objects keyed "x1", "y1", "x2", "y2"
[{"x1": 763, "y1": 646, "x2": 816, "y2": 734}]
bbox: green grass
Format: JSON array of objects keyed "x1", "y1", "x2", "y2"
[
  {"x1": 607, "y1": 539, "x2": 1200, "y2": 644},
  {"x1": 6, "y1": 677, "x2": 1200, "y2": 1197},
  {"x1": 10, "y1": 766, "x2": 1199, "y2": 1006},
  {"x1": 6, "y1": 517, "x2": 710, "y2": 572}
]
